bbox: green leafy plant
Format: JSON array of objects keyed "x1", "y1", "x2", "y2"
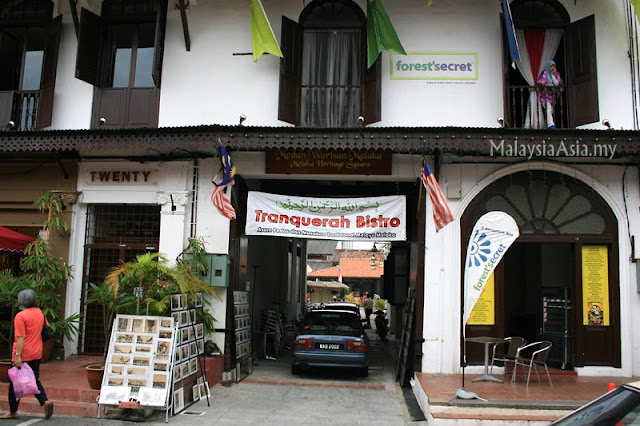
[{"x1": 373, "y1": 298, "x2": 387, "y2": 311}]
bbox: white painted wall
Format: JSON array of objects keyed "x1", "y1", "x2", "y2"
[
  {"x1": 421, "y1": 160, "x2": 640, "y2": 377},
  {"x1": 49, "y1": 0, "x2": 636, "y2": 130}
]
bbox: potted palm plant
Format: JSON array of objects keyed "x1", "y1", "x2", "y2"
[{"x1": 84, "y1": 238, "x2": 218, "y2": 389}]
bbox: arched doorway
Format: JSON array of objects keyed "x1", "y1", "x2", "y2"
[{"x1": 461, "y1": 170, "x2": 620, "y2": 368}]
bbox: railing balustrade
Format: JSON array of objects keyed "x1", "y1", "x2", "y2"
[
  {"x1": 12, "y1": 91, "x2": 40, "y2": 131},
  {"x1": 507, "y1": 85, "x2": 567, "y2": 129},
  {"x1": 301, "y1": 85, "x2": 360, "y2": 128}
]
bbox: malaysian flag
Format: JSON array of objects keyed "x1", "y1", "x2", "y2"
[
  {"x1": 421, "y1": 161, "x2": 454, "y2": 232},
  {"x1": 211, "y1": 141, "x2": 236, "y2": 220}
]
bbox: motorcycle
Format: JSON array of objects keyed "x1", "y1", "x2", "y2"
[{"x1": 374, "y1": 309, "x2": 388, "y2": 341}]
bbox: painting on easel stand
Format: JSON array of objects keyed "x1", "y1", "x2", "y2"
[{"x1": 99, "y1": 314, "x2": 176, "y2": 410}]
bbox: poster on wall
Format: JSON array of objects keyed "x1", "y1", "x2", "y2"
[
  {"x1": 99, "y1": 314, "x2": 175, "y2": 407},
  {"x1": 581, "y1": 245, "x2": 610, "y2": 326},
  {"x1": 467, "y1": 272, "x2": 495, "y2": 325},
  {"x1": 245, "y1": 192, "x2": 406, "y2": 241}
]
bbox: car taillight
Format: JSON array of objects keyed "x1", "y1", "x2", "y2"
[
  {"x1": 293, "y1": 338, "x2": 314, "y2": 349},
  {"x1": 346, "y1": 340, "x2": 367, "y2": 351}
]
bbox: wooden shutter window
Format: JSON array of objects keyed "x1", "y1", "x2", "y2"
[
  {"x1": 37, "y1": 15, "x2": 62, "y2": 129},
  {"x1": 362, "y1": 56, "x2": 381, "y2": 125},
  {"x1": 152, "y1": 0, "x2": 167, "y2": 88},
  {"x1": 566, "y1": 14, "x2": 599, "y2": 128},
  {"x1": 75, "y1": 8, "x2": 104, "y2": 87},
  {"x1": 278, "y1": 16, "x2": 302, "y2": 125}
]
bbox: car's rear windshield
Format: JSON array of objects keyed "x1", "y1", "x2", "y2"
[{"x1": 303, "y1": 312, "x2": 362, "y2": 334}]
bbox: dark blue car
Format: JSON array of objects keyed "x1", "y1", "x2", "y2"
[{"x1": 290, "y1": 310, "x2": 369, "y2": 377}]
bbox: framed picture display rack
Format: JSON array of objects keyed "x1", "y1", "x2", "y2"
[
  {"x1": 97, "y1": 314, "x2": 179, "y2": 423},
  {"x1": 169, "y1": 291, "x2": 210, "y2": 417}
]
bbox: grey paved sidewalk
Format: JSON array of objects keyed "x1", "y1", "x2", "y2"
[{"x1": 146, "y1": 329, "x2": 416, "y2": 425}]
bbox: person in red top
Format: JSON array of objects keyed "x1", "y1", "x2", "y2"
[{"x1": 0, "y1": 289, "x2": 53, "y2": 419}]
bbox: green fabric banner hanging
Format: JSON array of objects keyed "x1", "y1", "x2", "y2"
[
  {"x1": 251, "y1": 0, "x2": 283, "y2": 61},
  {"x1": 366, "y1": 0, "x2": 407, "y2": 68},
  {"x1": 632, "y1": 0, "x2": 640, "y2": 20}
]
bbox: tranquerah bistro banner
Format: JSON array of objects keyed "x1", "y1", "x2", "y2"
[
  {"x1": 245, "y1": 191, "x2": 406, "y2": 241},
  {"x1": 463, "y1": 211, "x2": 519, "y2": 326}
]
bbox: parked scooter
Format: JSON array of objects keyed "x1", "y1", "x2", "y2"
[{"x1": 374, "y1": 309, "x2": 388, "y2": 341}]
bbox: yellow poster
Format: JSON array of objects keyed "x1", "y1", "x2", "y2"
[
  {"x1": 581, "y1": 245, "x2": 609, "y2": 326},
  {"x1": 468, "y1": 272, "x2": 495, "y2": 325}
]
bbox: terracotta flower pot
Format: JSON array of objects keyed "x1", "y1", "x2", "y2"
[
  {"x1": 0, "y1": 360, "x2": 12, "y2": 383},
  {"x1": 40, "y1": 339, "x2": 55, "y2": 363},
  {"x1": 85, "y1": 363, "x2": 105, "y2": 390}
]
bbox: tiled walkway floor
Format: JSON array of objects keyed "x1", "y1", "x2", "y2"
[{"x1": 416, "y1": 369, "x2": 640, "y2": 408}]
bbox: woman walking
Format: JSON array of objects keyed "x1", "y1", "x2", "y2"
[{"x1": 0, "y1": 289, "x2": 54, "y2": 420}]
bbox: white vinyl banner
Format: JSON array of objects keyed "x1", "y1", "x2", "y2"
[
  {"x1": 463, "y1": 211, "x2": 520, "y2": 326},
  {"x1": 245, "y1": 192, "x2": 406, "y2": 241}
]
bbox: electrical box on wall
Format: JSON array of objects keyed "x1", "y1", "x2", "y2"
[{"x1": 202, "y1": 254, "x2": 230, "y2": 287}]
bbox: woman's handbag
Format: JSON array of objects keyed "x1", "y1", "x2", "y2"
[
  {"x1": 8, "y1": 363, "x2": 40, "y2": 399},
  {"x1": 41, "y1": 311, "x2": 54, "y2": 341}
]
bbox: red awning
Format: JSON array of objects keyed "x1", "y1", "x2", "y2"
[{"x1": 0, "y1": 226, "x2": 35, "y2": 253}]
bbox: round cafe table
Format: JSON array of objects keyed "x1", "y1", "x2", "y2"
[{"x1": 465, "y1": 336, "x2": 505, "y2": 383}]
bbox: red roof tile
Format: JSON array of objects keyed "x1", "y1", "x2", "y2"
[{"x1": 307, "y1": 257, "x2": 383, "y2": 279}]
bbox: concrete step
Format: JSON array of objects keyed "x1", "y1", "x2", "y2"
[{"x1": 0, "y1": 381, "x2": 99, "y2": 418}]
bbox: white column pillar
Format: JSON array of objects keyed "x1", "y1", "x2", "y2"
[{"x1": 157, "y1": 191, "x2": 189, "y2": 265}]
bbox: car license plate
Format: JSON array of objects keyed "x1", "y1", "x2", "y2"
[{"x1": 317, "y1": 343, "x2": 343, "y2": 350}]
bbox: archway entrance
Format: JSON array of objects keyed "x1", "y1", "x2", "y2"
[{"x1": 462, "y1": 170, "x2": 620, "y2": 368}]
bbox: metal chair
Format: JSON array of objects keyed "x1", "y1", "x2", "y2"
[
  {"x1": 511, "y1": 341, "x2": 553, "y2": 387},
  {"x1": 489, "y1": 336, "x2": 526, "y2": 375}
]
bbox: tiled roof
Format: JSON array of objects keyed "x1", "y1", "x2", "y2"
[{"x1": 307, "y1": 257, "x2": 383, "y2": 279}]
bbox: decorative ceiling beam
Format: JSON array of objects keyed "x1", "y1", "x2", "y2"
[{"x1": 177, "y1": 0, "x2": 191, "y2": 51}]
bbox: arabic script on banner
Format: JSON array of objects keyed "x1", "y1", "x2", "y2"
[{"x1": 245, "y1": 192, "x2": 406, "y2": 241}]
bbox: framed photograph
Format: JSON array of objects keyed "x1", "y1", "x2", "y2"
[
  {"x1": 181, "y1": 362, "x2": 190, "y2": 378},
  {"x1": 158, "y1": 329, "x2": 172, "y2": 339},
  {"x1": 181, "y1": 328, "x2": 189, "y2": 343},
  {"x1": 115, "y1": 333, "x2": 134, "y2": 344},
  {"x1": 189, "y1": 341, "x2": 197, "y2": 357},
  {"x1": 174, "y1": 346, "x2": 182, "y2": 363},
  {"x1": 196, "y1": 339, "x2": 204, "y2": 355},
  {"x1": 108, "y1": 376, "x2": 124, "y2": 386},
  {"x1": 126, "y1": 366, "x2": 147, "y2": 376},
  {"x1": 136, "y1": 334, "x2": 154, "y2": 345},
  {"x1": 195, "y1": 292, "x2": 203, "y2": 308},
  {"x1": 192, "y1": 384, "x2": 200, "y2": 402},
  {"x1": 173, "y1": 364, "x2": 182, "y2": 382},
  {"x1": 127, "y1": 378, "x2": 147, "y2": 394},
  {"x1": 160, "y1": 318, "x2": 173, "y2": 328},
  {"x1": 156, "y1": 340, "x2": 171, "y2": 361},
  {"x1": 99, "y1": 386, "x2": 130, "y2": 405},
  {"x1": 181, "y1": 344, "x2": 189, "y2": 360},
  {"x1": 136, "y1": 344, "x2": 152, "y2": 353},
  {"x1": 172, "y1": 312, "x2": 180, "y2": 326},
  {"x1": 195, "y1": 324, "x2": 204, "y2": 339},
  {"x1": 138, "y1": 387, "x2": 166, "y2": 407},
  {"x1": 171, "y1": 294, "x2": 181, "y2": 312},
  {"x1": 199, "y1": 382, "x2": 210, "y2": 399},
  {"x1": 132, "y1": 356, "x2": 150, "y2": 366},
  {"x1": 173, "y1": 388, "x2": 184, "y2": 415},
  {"x1": 189, "y1": 309, "x2": 196, "y2": 325},
  {"x1": 110, "y1": 365, "x2": 123, "y2": 375},
  {"x1": 152, "y1": 373, "x2": 167, "y2": 389},
  {"x1": 110, "y1": 355, "x2": 130, "y2": 365},
  {"x1": 116, "y1": 317, "x2": 131, "y2": 332},
  {"x1": 145, "y1": 319, "x2": 158, "y2": 334},
  {"x1": 187, "y1": 328, "x2": 195, "y2": 342},
  {"x1": 154, "y1": 362, "x2": 168, "y2": 372},
  {"x1": 180, "y1": 311, "x2": 189, "y2": 327},
  {"x1": 114, "y1": 344, "x2": 133, "y2": 354},
  {"x1": 132, "y1": 318, "x2": 144, "y2": 333},
  {"x1": 189, "y1": 358, "x2": 198, "y2": 375}
]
